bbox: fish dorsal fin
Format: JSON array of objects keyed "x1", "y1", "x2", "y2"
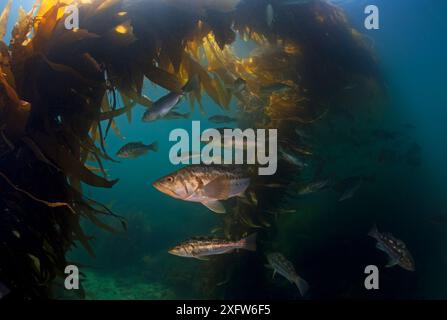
[
  {"x1": 203, "y1": 176, "x2": 232, "y2": 200},
  {"x1": 202, "y1": 200, "x2": 226, "y2": 214}
]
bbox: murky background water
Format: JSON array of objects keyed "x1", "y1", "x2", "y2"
[{"x1": 4, "y1": 0, "x2": 447, "y2": 299}]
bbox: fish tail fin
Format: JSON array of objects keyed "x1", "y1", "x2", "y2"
[
  {"x1": 240, "y1": 233, "x2": 257, "y2": 252},
  {"x1": 368, "y1": 223, "x2": 379, "y2": 239},
  {"x1": 149, "y1": 141, "x2": 159, "y2": 152},
  {"x1": 182, "y1": 75, "x2": 199, "y2": 93},
  {"x1": 294, "y1": 276, "x2": 309, "y2": 296}
]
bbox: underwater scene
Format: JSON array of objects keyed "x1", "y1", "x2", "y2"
[{"x1": 0, "y1": 0, "x2": 446, "y2": 301}]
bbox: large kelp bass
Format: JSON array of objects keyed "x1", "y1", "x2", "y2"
[{"x1": 0, "y1": 0, "x2": 383, "y2": 299}]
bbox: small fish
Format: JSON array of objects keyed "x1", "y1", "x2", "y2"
[
  {"x1": 263, "y1": 183, "x2": 287, "y2": 188},
  {"x1": 260, "y1": 82, "x2": 293, "y2": 95},
  {"x1": 165, "y1": 111, "x2": 191, "y2": 120},
  {"x1": 338, "y1": 179, "x2": 363, "y2": 201},
  {"x1": 0, "y1": 282, "x2": 10, "y2": 299},
  {"x1": 266, "y1": 253, "x2": 308, "y2": 296},
  {"x1": 279, "y1": 148, "x2": 308, "y2": 168},
  {"x1": 142, "y1": 92, "x2": 183, "y2": 122},
  {"x1": 116, "y1": 141, "x2": 158, "y2": 159},
  {"x1": 297, "y1": 179, "x2": 330, "y2": 195},
  {"x1": 336, "y1": 177, "x2": 363, "y2": 202},
  {"x1": 208, "y1": 115, "x2": 237, "y2": 124},
  {"x1": 294, "y1": 127, "x2": 311, "y2": 140},
  {"x1": 153, "y1": 165, "x2": 250, "y2": 213},
  {"x1": 142, "y1": 78, "x2": 196, "y2": 122},
  {"x1": 368, "y1": 225, "x2": 415, "y2": 271},
  {"x1": 266, "y1": 4, "x2": 274, "y2": 27},
  {"x1": 178, "y1": 152, "x2": 223, "y2": 164},
  {"x1": 169, "y1": 234, "x2": 257, "y2": 260},
  {"x1": 233, "y1": 78, "x2": 247, "y2": 93},
  {"x1": 178, "y1": 151, "x2": 201, "y2": 162},
  {"x1": 207, "y1": 128, "x2": 263, "y2": 151},
  {"x1": 342, "y1": 84, "x2": 357, "y2": 90},
  {"x1": 266, "y1": 208, "x2": 297, "y2": 217}
]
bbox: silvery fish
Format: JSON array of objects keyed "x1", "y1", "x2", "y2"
[
  {"x1": 116, "y1": 141, "x2": 158, "y2": 159},
  {"x1": 369, "y1": 225, "x2": 415, "y2": 271},
  {"x1": 153, "y1": 165, "x2": 250, "y2": 213},
  {"x1": 233, "y1": 77, "x2": 247, "y2": 93},
  {"x1": 338, "y1": 177, "x2": 363, "y2": 201},
  {"x1": 142, "y1": 78, "x2": 197, "y2": 122},
  {"x1": 260, "y1": 82, "x2": 293, "y2": 95},
  {"x1": 267, "y1": 252, "x2": 309, "y2": 296},
  {"x1": 279, "y1": 148, "x2": 308, "y2": 168},
  {"x1": 142, "y1": 91, "x2": 183, "y2": 122},
  {"x1": 206, "y1": 128, "x2": 266, "y2": 151},
  {"x1": 169, "y1": 234, "x2": 257, "y2": 260},
  {"x1": 297, "y1": 179, "x2": 330, "y2": 195},
  {"x1": 165, "y1": 111, "x2": 191, "y2": 120}
]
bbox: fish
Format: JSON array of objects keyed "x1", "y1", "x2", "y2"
[
  {"x1": 342, "y1": 84, "x2": 357, "y2": 90},
  {"x1": 153, "y1": 165, "x2": 251, "y2": 213},
  {"x1": 294, "y1": 127, "x2": 311, "y2": 140},
  {"x1": 0, "y1": 281, "x2": 10, "y2": 299},
  {"x1": 263, "y1": 183, "x2": 287, "y2": 188},
  {"x1": 338, "y1": 179, "x2": 363, "y2": 201},
  {"x1": 368, "y1": 225, "x2": 415, "y2": 271},
  {"x1": 297, "y1": 179, "x2": 330, "y2": 195},
  {"x1": 279, "y1": 148, "x2": 308, "y2": 168},
  {"x1": 266, "y1": 253, "x2": 308, "y2": 296},
  {"x1": 233, "y1": 77, "x2": 247, "y2": 93},
  {"x1": 179, "y1": 151, "x2": 202, "y2": 162},
  {"x1": 260, "y1": 82, "x2": 293, "y2": 95},
  {"x1": 335, "y1": 176, "x2": 364, "y2": 202},
  {"x1": 208, "y1": 115, "x2": 237, "y2": 124},
  {"x1": 165, "y1": 111, "x2": 191, "y2": 120},
  {"x1": 142, "y1": 78, "x2": 197, "y2": 122},
  {"x1": 116, "y1": 141, "x2": 158, "y2": 159},
  {"x1": 169, "y1": 233, "x2": 257, "y2": 260},
  {"x1": 178, "y1": 152, "x2": 223, "y2": 164},
  {"x1": 266, "y1": 4, "x2": 274, "y2": 28},
  {"x1": 206, "y1": 127, "x2": 264, "y2": 151}
]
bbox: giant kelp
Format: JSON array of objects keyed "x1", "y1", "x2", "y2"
[{"x1": 0, "y1": 0, "x2": 383, "y2": 299}]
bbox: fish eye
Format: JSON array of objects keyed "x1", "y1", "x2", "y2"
[{"x1": 166, "y1": 176, "x2": 174, "y2": 183}]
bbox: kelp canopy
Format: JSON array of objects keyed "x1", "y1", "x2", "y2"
[{"x1": 0, "y1": 0, "x2": 382, "y2": 299}]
